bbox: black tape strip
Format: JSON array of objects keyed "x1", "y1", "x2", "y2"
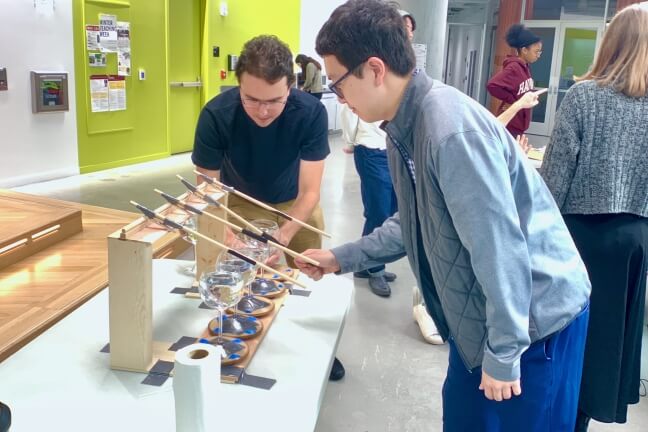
[
  {"x1": 159, "y1": 191, "x2": 181, "y2": 207},
  {"x1": 170, "y1": 287, "x2": 190, "y2": 294},
  {"x1": 261, "y1": 232, "x2": 282, "y2": 245},
  {"x1": 168, "y1": 336, "x2": 198, "y2": 352},
  {"x1": 221, "y1": 365, "x2": 244, "y2": 381},
  {"x1": 179, "y1": 177, "x2": 199, "y2": 193},
  {"x1": 241, "y1": 228, "x2": 267, "y2": 243},
  {"x1": 239, "y1": 373, "x2": 276, "y2": 390},
  {"x1": 228, "y1": 249, "x2": 256, "y2": 266},
  {"x1": 182, "y1": 201, "x2": 204, "y2": 215},
  {"x1": 150, "y1": 360, "x2": 174, "y2": 376},
  {"x1": 188, "y1": 286, "x2": 199, "y2": 293},
  {"x1": 199, "y1": 302, "x2": 210, "y2": 309},
  {"x1": 142, "y1": 374, "x2": 169, "y2": 387},
  {"x1": 133, "y1": 203, "x2": 157, "y2": 220},
  {"x1": 163, "y1": 218, "x2": 183, "y2": 230},
  {"x1": 290, "y1": 289, "x2": 312, "y2": 297},
  {"x1": 100, "y1": 343, "x2": 110, "y2": 353}
]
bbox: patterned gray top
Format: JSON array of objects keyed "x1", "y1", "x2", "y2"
[{"x1": 541, "y1": 80, "x2": 648, "y2": 217}]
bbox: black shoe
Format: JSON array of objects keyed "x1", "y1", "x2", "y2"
[
  {"x1": 369, "y1": 275, "x2": 391, "y2": 297},
  {"x1": 329, "y1": 357, "x2": 345, "y2": 381},
  {"x1": 353, "y1": 270, "x2": 397, "y2": 282},
  {"x1": 0, "y1": 401, "x2": 11, "y2": 432},
  {"x1": 574, "y1": 411, "x2": 590, "y2": 432}
]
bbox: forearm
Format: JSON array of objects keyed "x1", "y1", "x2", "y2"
[
  {"x1": 496, "y1": 100, "x2": 523, "y2": 127},
  {"x1": 332, "y1": 214, "x2": 406, "y2": 274},
  {"x1": 195, "y1": 166, "x2": 220, "y2": 184},
  {"x1": 278, "y1": 190, "x2": 320, "y2": 243}
]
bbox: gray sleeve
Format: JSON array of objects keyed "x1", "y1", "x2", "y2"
[
  {"x1": 540, "y1": 87, "x2": 583, "y2": 209},
  {"x1": 436, "y1": 132, "x2": 532, "y2": 382},
  {"x1": 303, "y1": 63, "x2": 316, "y2": 92},
  {"x1": 331, "y1": 213, "x2": 407, "y2": 274}
]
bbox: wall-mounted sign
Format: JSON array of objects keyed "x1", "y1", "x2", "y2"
[
  {"x1": 0, "y1": 68, "x2": 7, "y2": 91},
  {"x1": 117, "y1": 21, "x2": 131, "y2": 76},
  {"x1": 89, "y1": 52, "x2": 107, "y2": 67},
  {"x1": 90, "y1": 75, "x2": 126, "y2": 112},
  {"x1": 30, "y1": 71, "x2": 69, "y2": 113},
  {"x1": 99, "y1": 14, "x2": 118, "y2": 53},
  {"x1": 86, "y1": 25, "x2": 100, "y2": 51}
]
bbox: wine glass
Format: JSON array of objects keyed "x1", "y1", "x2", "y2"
[
  {"x1": 180, "y1": 214, "x2": 198, "y2": 276},
  {"x1": 198, "y1": 270, "x2": 244, "y2": 351},
  {"x1": 213, "y1": 250, "x2": 261, "y2": 337}
]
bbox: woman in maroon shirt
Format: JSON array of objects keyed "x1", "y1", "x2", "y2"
[{"x1": 487, "y1": 24, "x2": 542, "y2": 138}]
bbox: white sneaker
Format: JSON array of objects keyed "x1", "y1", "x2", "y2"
[{"x1": 413, "y1": 303, "x2": 445, "y2": 345}]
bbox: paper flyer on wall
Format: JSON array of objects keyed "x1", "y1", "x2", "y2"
[
  {"x1": 108, "y1": 77, "x2": 127, "y2": 111},
  {"x1": 412, "y1": 43, "x2": 427, "y2": 71},
  {"x1": 99, "y1": 14, "x2": 118, "y2": 53},
  {"x1": 89, "y1": 52, "x2": 106, "y2": 67},
  {"x1": 90, "y1": 76, "x2": 109, "y2": 112},
  {"x1": 86, "y1": 25, "x2": 100, "y2": 51},
  {"x1": 117, "y1": 21, "x2": 131, "y2": 76}
]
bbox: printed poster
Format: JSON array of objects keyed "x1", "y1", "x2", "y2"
[
  {"x1": 117, "y1": 21, "x2": 131, "y2": 76},
  {"x1": 108, "y1": 77, "x2": 127, "y2": 111},
  {"x1": 86, "y1": 25, "x2": 100, "y2": 51},
  {"x1": 412, "y1": 43, "x2": 427, "y2": 71},
  {"x1": 99, "y1": 14, "x2": 118, "y2": 53},
  {"x1": 89, "y1": 52, "x2": 106, "y2": 67},
  {"x1": 90, "y1": 77, "x2": 109, "y2": 112}
]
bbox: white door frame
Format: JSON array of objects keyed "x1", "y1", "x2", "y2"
[{"x1": 523, "y1": 20, "x2": 604, "y2": 136}]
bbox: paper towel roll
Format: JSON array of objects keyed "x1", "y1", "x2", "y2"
[{"x1": 173, "y1": 343, "x2": 224, "y2": 432}]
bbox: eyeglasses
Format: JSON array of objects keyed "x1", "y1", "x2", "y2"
[
  {"x1": 329, "y1": 60, "x2": 367, "y2": 99},
  {"x1": 241, "y1": 98, "x2": 287, "y2": 109}
]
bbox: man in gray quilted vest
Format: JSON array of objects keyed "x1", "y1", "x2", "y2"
[{"x1": 295, "y1": 1, "x2": 591, "y2": 430}]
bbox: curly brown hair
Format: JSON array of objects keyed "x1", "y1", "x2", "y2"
[{"x1": 235, "y1": 35, "x2": 296, "y2": 87}]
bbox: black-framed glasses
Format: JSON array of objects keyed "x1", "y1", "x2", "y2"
[
  {"x1": 241, "y1": 98, "x2": 287, "y2": 109},
  {"x1": 329, "y1": 60, "x2": 367, "y2": 99}
]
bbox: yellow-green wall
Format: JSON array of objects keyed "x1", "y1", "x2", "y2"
[
  {"x1": 73, "y1": 0, "x2": 301, "y2": 174},
  {"x1": 202, "y1": 0, "x2": 301, "y2": 99},
  {"x1": 73, "y1": 0, "x2": 169, "y2": 173}
]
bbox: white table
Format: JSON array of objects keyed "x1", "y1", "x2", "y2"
[{"x1": 0, "y1": 259, "x2": 352, "y2": 431}]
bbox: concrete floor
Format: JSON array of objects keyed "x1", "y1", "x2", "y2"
[{"x1": 14, "y1": 134, "x2": 648, "y2": 431}]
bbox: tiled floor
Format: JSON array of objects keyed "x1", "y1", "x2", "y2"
[{"x1": 13, "y1": 134, "x2": 648, "y2": 431}]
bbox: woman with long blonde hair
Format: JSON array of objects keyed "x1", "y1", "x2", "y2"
[{"x1": 541, "y1": 5, "x2": 648, "y2": 430}]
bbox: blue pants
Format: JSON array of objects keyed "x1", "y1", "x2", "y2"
[
  {"x1": 353, "y1": 145, "x2": 397, "y2": 274},
  {"x1": 443, "y1": 306, "x2": 589, "y2": 432}
]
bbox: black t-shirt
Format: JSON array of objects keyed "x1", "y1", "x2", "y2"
[{"x1": 191, "y1": 87, "x2": 330, "y2": 204}]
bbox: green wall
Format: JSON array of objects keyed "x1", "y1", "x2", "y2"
[
  {"x1": 73, "y1": 0, "x2": 169, "y2": 173},
  {"x1": 202, "y1": 0, "x2": 301, "y2": 99},
  {"x1": 73, "y1": 0, "x2": 302, "y2": 174}
]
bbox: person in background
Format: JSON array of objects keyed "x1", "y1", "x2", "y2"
[
  {"x1": 295, "y1": 54, "x2": 324, "y2": 100},
  {"x1": 340, "y1": 104, "x2": 398, "y2": 297},
  {"x1": 298, "y1": 2, "x2": 591, "y2": 430},
  {"x1": 399, "y1": 9, "x2": 415, "y2": 41},
  {"x1": 487, "y1": 24, "x2": 542, "y2": 139},
  {"x1": 192, "y1": 35, "x2": 345, "y2": 381},
  {"x1": 540, "y1": 6, "x2": 648, "y2": 430}
]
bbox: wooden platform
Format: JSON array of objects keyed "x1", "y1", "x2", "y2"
[
  {"x1": 0, "y1": 191, "x2": 83, "y2": 270},
  {"x1": 0, "y1": 190, "x2": 188, "y2": 362}
]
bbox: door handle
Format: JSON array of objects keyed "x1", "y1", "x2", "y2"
[{"x1": 169, "y1": 81, "x2": 202, "y2": 88}]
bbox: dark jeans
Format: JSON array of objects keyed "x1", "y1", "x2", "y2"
[{"x1": 353, "y1": 144, "x2": 397, "y2": 274}]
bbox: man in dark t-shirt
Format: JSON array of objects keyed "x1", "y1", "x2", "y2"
[
  {"x1": 192, "y1": 35, "x2": 330, "y2": 262},
  {"x1": 192, "y1": 35, "x2": 344, "y2": 381}
]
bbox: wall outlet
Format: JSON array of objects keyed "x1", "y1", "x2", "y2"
[{"x1": 220, "y1": 1, "x2": 228, "y2": 16}]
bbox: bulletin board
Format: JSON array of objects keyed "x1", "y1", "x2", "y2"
[{"x1": 83, "y1": 1, "x2": 133, "y2": 135}]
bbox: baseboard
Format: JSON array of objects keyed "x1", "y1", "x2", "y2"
[{"x1": 0, "y1": 166, "x2": 80, "y2": 189}]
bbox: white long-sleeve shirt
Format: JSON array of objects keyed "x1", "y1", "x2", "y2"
[{"x1": 340, "y1": 104, "x2": 387, "y2": 150}]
